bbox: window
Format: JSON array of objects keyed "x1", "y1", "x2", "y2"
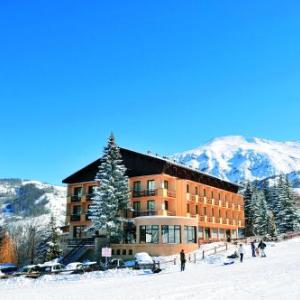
[
  {"x1": 164, "y1": 180, "x2": 169, "y2": 190},
  {"x1": 73, "y1": 205, "x2": 81, "y2": 215},
  {"x1": 73, "y1": 187, "x2": 82, "y2": 196},
  {"x1": 186, "y1": 184, "x2": 190, "y2": 193},
  {"x1": 212, "y1": 208, "x2": 215, "y2": 216},
  {"x1": 147, "y1": 200, "x2": 156, "y2": 214},
  {"x1": 195, "y1": 187, "x2": 198, "y2": 195},
  {"x1": 203, "y1": 189, "x2": 206, "y2": 197},
  {"x1": 211, "y1": 191, "x2": 214, "y2": 198},
  {"x1": 164, "y1": 200, "x2": 169, "y2": 211},
  {"x1": 88, "y1": 186, "x2": 95, "y2": 195},
  {"x1": 204, "y1": 207, "x2": 207, "y2": 215},
  {"x1": 140, "y1": 225, "x2": 159, "y2": 243},
  {"x1": 73, "y1": 226, "x2": 85, "y2": 238},
  {"x1": 133, "y1": 202, "x2": 140, "y2": 217},
  {"x1": 129, "y1": 249, "x2": 133, "y2": 255},
  {"x1": 187, "y1": 204, "x2": 190, "y2": 213},
  {"x1": 218, "y1": 193, "x2": 221, "y2": 200},
  {"x1": 122, "y1": 249, "x2": 126, "y2": 255},
  {"x1": 184, "y1": 226, "x2": 196, "y2": 243},
  {"x1": 147, "y1": 180, "x2": 155, "y2": 191},
  {"x1": 133, "y1": 181, "x2": 141, "y2": 191},
  {"x1": 133, "y1": 181, "x2": 142, "y2": 196},
  {"x1": 195, "y1": 205, "x2": 198, "y2": 214},
  {"x1": 162, "y1": 225, "x2": 181, "y2": 244}
]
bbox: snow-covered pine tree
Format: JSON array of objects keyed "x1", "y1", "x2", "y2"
[
  {"x1": 243, "y1": 182, "x2": 254, "y2": 236},
  {"x1": 277, "y1": 176, "x2": 300, "y2": 233},
  {"x1": 44, "y1": 215, "x2": 62, "y2": 262},
  {"x1": 88, "y1": 134, "x2": 130, "y2": 244},
  {"x1": 266, "y1": 210, "x2": 277, "y2": 237},
  {"x1": 252, "y1": 189, "x2": 269, "y2": 236}
]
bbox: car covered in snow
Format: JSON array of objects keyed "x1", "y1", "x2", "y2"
[
  {"x1": 61, "y1": 262, "x2": 84, "y2": 275},
  {"x1": 14, "y1": 265, "x2": 39, "y2": 277},
  {"x1": 133, "y1": 252, "x2": 155, "y2": 270},
  {"x1": 0, "y1": 263, "x2": 17, "y2": 276}
]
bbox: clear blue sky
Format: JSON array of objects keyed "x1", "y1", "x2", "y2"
[{"x1": 1, "y1": 1, "x2": 300, "y2": 185}]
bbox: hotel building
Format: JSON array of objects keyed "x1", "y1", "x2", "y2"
[{"x1": 62, "y1": 148, "x2": 245, "y2": 258}]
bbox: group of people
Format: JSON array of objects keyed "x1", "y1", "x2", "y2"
[
  {"x1": 179, "y1": 239, "x2": 268, "y2": 272},
  {"x1": 238, "y1": 240, "x2": 267, "y2": 263}
]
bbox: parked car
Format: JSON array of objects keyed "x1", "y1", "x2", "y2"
[
  {"x1": 61, "y1": 262, "x2": 84, "y2": 275},
  {"x1": 14, "y1": 265, "x2": 39, "y2": 277},
  {"x1": 38, "y1": 262, "x2": 65, "y2": 274},
  {"x1": 0, "y1": 263, "x2": 17, "y2": 276},
  {"x1": 82, "y1": 261, "x2": 98, "y2": 272},
  {"x1": 134, "y1": 252, "x2": 155, "y2": 270}
]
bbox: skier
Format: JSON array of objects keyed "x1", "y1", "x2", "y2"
[
  {"x1": 180, "y1": 249, "x2": 186, "y2": 271},
  {"x1": 258, "y1": 240, "x2": 267, "y2": 257},
  {"x1": 250, "y1": 240, "x2": 256, "y2": 257},
  {"x1": 238, "y1": 244, "x2": 244, "y2": 263}
]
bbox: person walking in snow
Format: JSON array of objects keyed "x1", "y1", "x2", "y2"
[
  {"x1": 180, "y1": 249, "x2": 186, "y2": 271},
  {"x1": 251, "y1": 241, "x2": 256, "y2": 257},
  {"x1": 238, "y1": 244, "x2": 244, "y2": 263},
  {"x1": 258, "y1": 240, "x2": 267, "y2": 257}
]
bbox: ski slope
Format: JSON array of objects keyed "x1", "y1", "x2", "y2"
[{"x1": 1, "y1": 238, "x2": 300, "y2": 300}]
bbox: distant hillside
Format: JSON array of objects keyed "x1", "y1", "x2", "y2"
[{"x1": 0, "y1": 178, "x2": 66, "y2": 226}]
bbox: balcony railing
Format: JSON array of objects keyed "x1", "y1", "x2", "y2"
[
  {"x1": 71, "y1": 195, "x2": 82, "y2": 202},
  {"x1": 132, "y1": 210, "x2": 157, "y2": 217},
  {"x1": 85, "y1": 214, "x2": 92, "y2": 221},
  {"x1": 70, "y1": 214, "x2": 81, "y2": 221},
  {"x1": 132, "y1": 189, "x2": 157, "y2": 198}
]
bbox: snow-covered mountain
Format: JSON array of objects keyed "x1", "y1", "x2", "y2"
[
  {"x1": 0, "y1": 179, "x2": 66, "y2": 226},
  {"x1": 172, "y1": 136, "x2": 300, "y2": 186}
]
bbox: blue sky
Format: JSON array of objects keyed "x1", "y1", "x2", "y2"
[{"x1": 1, "y1": 1, "x2": 300, "y2": 185}]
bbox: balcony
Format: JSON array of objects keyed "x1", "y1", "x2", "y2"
[
  {"x1": 132, "y1": 210, "x2": 157, "y2": 217},
  {"x1": 132, "y1": 189, "x2": 157, "y2": 198},
  {"x1": 71, "y1": 195, "x2": 81, "y2": 202},
  {"x1": 85, "y1": 214, "x2": 92, "y2": 221},
  {"x1": 70, "y1": 214, "x2": 81, "y2": 221}
]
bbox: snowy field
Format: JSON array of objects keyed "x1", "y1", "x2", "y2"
[{"x1": 1, "y1": 238, "x2": 300, "y2": 300}]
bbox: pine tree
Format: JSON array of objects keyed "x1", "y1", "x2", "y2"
[
  {"x1": 89, "y1": 134, "x2": 130, "y2": 244},
  {"x1": 44, "y1": 215, "x2": 62, "y2": 262},
  {"x1": 277, "y1": 176, "x2": 300, "y2": 233},
  {"x1": 243, "y1": 182, "x2": 254, "y2": 236},
  {"x1": 252, "y1": 189, "x2": 269, "y2": 236},
  {"x1": 266, "y1": 210, "x2": 277, "y2": 237}
]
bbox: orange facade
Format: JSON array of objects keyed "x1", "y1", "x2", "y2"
[{"x1": 66, "y1": 173, "x2": 244, "y2": 254}]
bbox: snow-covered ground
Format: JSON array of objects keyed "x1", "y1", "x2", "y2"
[{"x1": 1, "y1": 238, "x2": 300, "y2": 300}]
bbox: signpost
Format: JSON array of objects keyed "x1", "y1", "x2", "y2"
[{"x1": 102, "y1": 247, "x2": 112, "y2": 270}]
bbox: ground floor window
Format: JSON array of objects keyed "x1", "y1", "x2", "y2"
[
  {"x1": 198, "y1": 226, "x2": 204, "y2": 238},
  {"x1": 205, "y1": 228, "x2": 211, "y2": 239},
  {"x1": 73, "y1": 225, "x2": 85, "y2": 238},
  {"x1": 184, "y1": 226, "x2": 197, "y2": 243},
  {"x1": 238, "y1": 228, "x2": 245, "y2": 238},
  {"x1": 219, "y1": 229, "x2": 225, "y2": 239},
  {"x1": 140, "y1": 225, "x2": 159, "y2": 243},
  {"x1": 161, "y1": 225, "x2": 181, "y2": 244},
  {"x1": 212, "y1": 228, "x2": 218, "y2": 239}
]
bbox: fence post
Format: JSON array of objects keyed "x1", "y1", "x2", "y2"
[
  {"x1": 202, "y1": 250, "x2": 205, "y2": 260},
  {"x1": 226, "y1": 243, "x2": 228, "y2": 251},
  {"x1": 174, "y1": 257, "x2": 176, "y2": 265},
  {"x1": 194, "y1": 252, "x2": 196, "y2": 263},
  {"x1": 214, "y1": 247, "x2": 217, "y2": 254}
]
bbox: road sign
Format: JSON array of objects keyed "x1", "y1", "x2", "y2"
[{"x1": 102, "y1": 247, "x2": 112, "y2": 257}]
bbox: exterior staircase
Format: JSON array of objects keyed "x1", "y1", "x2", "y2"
[{"x1": 61, "y1": 238, "x2": 94, "y2": 265}]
